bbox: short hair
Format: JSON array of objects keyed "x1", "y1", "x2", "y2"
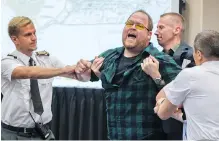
[
  {"x1": 160, "y1": 12, "x2": 185, "y2": 32},
  {"x1": 194, "y1": 30, "x2": 219, "y2": 58},
  {"x1": 128, "y1": 9, "x2": 153, "y2": 31},
  {"x1": 8, "y1": 16, "x2": 33, "y2": 37}
]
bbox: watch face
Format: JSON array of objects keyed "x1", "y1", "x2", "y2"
[{"x1": 154, "y1": 78, "x2": 162, "y2": 85}]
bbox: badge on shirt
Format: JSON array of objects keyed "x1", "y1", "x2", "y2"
[
  {"x1": 182, "y1": 59, "x2": 191, "y2": 69},
  {"x1": 36, "y1": 50, "x2": 50, "y2": 56}
]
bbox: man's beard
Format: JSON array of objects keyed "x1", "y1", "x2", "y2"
[{"x1": 125, "y1": 45, "x2": 135, "y2": 49}]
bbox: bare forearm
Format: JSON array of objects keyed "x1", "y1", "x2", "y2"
[
  {"x1": 12, "y1": 66, "x2": 66, "y2": 79},
  {"x1": 60, "y1": 65, "x2": 76, "y2": 79},
  {"x1": 157, "y1": 99, "x2": 177, "y2": 120}
]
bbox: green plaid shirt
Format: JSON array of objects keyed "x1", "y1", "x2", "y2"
[{"x1": 91, "y1": 43, "x2": 181, "y2": 140}]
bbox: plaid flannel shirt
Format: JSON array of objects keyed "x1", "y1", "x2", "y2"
[{"x1": 90, "y1": 43, "x2": 181, "y2": 140}]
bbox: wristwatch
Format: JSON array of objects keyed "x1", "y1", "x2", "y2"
[{"x1": 153, "y1": 78, "x2": 165, "y2": 85}]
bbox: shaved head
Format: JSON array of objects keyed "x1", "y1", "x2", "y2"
[{"x1": 160, "y1": 12, "x2": 185, "y2": 32}]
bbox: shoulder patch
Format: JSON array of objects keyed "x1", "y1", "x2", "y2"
[{"x1": 36, "y1": 50, "x2": 50, "y2": 56}]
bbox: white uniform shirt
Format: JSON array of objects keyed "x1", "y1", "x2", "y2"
[
  {"x1": 1, "y1": 50, "x2": 65, "y2": 128},
  {"x1": 163, "y1": 61, "x2": 219, "y2": 140}
]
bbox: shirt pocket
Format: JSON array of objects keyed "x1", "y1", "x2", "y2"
[
  {"x1": 18, "y1": 79, "x2": 31, "y2": 100},
  {"x1": 18, "y1": 78, "x2": 53, "y2": 100}
]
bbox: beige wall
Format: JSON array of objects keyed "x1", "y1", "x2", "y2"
[
  {"x1": 183, "y1": 0, "x2": 219, "y2": 46},
  {"x1": 202, "y1": 0, "x2": 219, "y2": 31}
]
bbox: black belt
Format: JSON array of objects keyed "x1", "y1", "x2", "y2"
[{"x1": 1, "y1": 122, "x2": 50, "y2": 133}]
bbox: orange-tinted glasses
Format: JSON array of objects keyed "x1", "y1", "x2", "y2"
[{"x1": 125, "y1": 20, "x2": 149, "y2": 31}]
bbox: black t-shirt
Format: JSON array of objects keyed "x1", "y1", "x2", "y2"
[{"x1": 112, "y1": 55, "x2": 137, "y2": 85}]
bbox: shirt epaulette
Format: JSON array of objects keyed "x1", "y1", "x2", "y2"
[
  {"x1": 7, "y1": 54, "x2": 17, "y2": 59},
  {"x1": 36, "y1": 50, "x2": 50, "y2": 56}
]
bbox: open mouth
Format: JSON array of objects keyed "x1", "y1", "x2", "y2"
[{"x1": 128, "y1": 33, "x2": 136, "y2": 39}]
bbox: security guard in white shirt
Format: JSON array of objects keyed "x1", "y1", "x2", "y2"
[{"x1": 1, "y1": 16, "x2": 76, "y2": 140}]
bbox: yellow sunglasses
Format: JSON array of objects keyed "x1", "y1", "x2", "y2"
[{"x1": 125, "y1": 20, "x2": 149, "y2": 31}]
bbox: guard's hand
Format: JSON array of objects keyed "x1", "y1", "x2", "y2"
[
  {"x1": 91, "y1": 56, "x2": 104, "y2": 78},
  {"x1": 75, "y1": 59, "x2": 92, "y2": 81},
  {"x1": 63, "y1": 65, "x2": 76, "y2": 75},
  {"x1": 61, "y1": 65, "x2": 77, "y2": 79},
  {"x1": 141, "y1": 55, "x2": 161, "y2": 79},
  {"x1": 75, "y1": 59, "x2": 92, "y2": 74}
]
